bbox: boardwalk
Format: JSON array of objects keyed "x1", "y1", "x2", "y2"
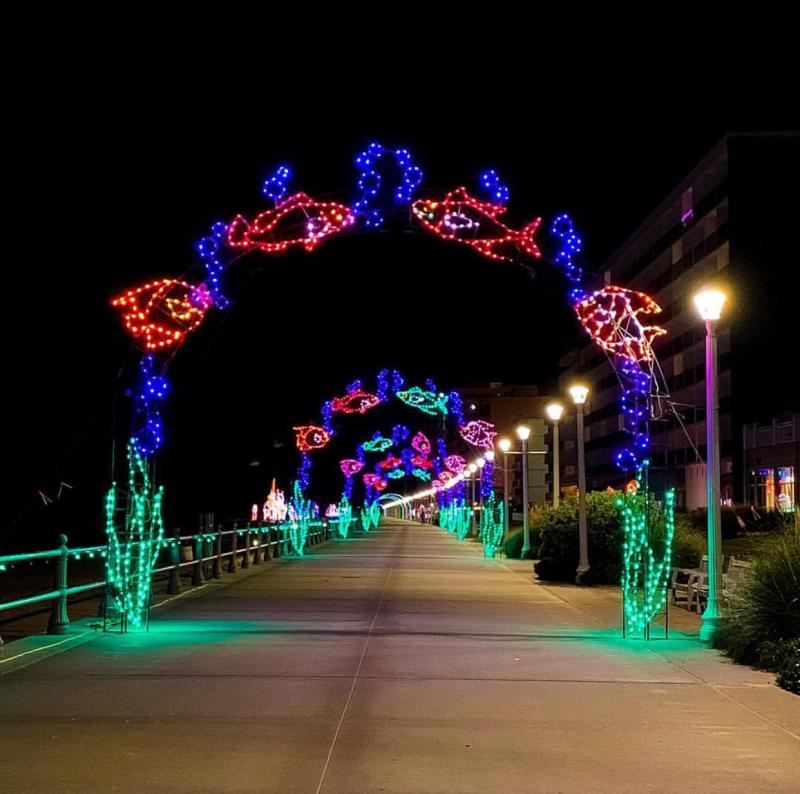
[{"x1": 1, "y1": 519, "x2": 798, "y2": 793}]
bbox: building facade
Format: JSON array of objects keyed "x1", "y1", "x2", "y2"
[
  {"x1": 457, "y1": 384, "x2": 556, "y2": 512},
  {"x1": 559, "y1": 133, "x2": 799, "y2": 511}
]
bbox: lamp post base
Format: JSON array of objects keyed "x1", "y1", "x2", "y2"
[
  {"x1": 575, "y1": 563, "x2": 590, "y2": 585},
  {"x1": 700, "y1": 603, "x2": 722, "y2": 642}
]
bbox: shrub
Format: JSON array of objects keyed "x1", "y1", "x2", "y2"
[
  {"x1": 671, "y1": 516, "x2": 706, "y2": 569},
  {"x1": 685, "y1": 506, "x2": 746, "y2": 539},
  {"x1": 776, "y1": 639, "x2": 800, "y2": 695},
  {"x1": 714, "y1": 533, "x2": 800, "y2": 694},
  {"x1": 533, "y1": 492, "x2": 622, "y2": 584}
]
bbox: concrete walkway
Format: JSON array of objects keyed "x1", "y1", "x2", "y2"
[{"x1": 0, "y1": 519, "x2": 797, "y2": 793}]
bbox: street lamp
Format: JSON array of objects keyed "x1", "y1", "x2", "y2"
[
  {"x1": 468, "y1": 463, "x2": 478, "y2": 536},
  {"x1": 694, "y1": 287, "x2": 727, "y2": 641},
  {"x1": 517, "y1": 424, "x2": 531, "y2": 557},
  {"x1": 498, "y1": 438, "x2": 511, "y2": 541},
  {"x1": 569, "y1": 384, "x2": 590, "y2": 583},
  {"x1": 546, "y1": 402, "x2": 564, "y2": 508}
]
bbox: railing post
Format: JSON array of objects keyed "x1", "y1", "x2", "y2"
[
  {"x1": 272, "y1": 526, "x2": 280, "y2": 558},
  {"x1": 253, "y1": 525, "x2": 263, "y2": 565},
  {"x1": 242, "y1": 522, "x2": 251, "y2": 569},
  {"x1": 263, "y1": 526, "x2": 273, "y2": 560},
  {"x1": 47, "y1": 534, "x2": 70, "y2": 634},
  {"x1": 227, "y1": 523, "x2": 238, "y2": 573},
  {"x1": 167, "y1": 527, "x2": 182, "y2": 595},
  {"x1": 191, "y1": 532, "x2": 206, "y2": 586},
  {"x1": 212, "y1": 524, "x2": 223, "y2": 579},
  {"x1": 281, "y1": 525, "x2": 289, "y2": 557}
]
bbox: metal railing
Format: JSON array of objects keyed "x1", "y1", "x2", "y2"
[{"x1": 0, "y1": 519, "x2": 335, "y2": 644}]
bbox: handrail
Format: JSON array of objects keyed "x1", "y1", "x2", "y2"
[{"x1": 0, "y1": 519, "x2": 338, "y2": 644}]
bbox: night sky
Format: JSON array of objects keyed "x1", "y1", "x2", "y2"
[{"x1": 5, "y1": 35, "x2": 797, "y2": 549}]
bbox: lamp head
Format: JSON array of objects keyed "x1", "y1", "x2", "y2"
[
  {"x1": 694, "y1": 287, "x2": 726, "y2": 321},
  {"x1": 569, "y1": 384, "x2": 589, "y2": 405},
  {"x1": 546, "y1": 402, "x2": 564, "y2": 421}
]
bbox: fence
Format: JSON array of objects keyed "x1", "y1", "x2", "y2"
[{"x1": 0, "y1": 519, "x2": 335, "y2": 644}]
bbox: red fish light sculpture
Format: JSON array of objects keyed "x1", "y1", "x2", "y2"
[
  {"x1": 331, "y1": 389, "x2": 381, "y2": 415},
  {"x1": 411, "y1": 187, "x2": 542, "y2": 263},
  {"x1": 293, "y1": 425, "x2": 331, "y2": 452},
  {"x1": 111, "y1": 278, "x2": 213, "y2": 351},
  {"x1": 227, "y1": 192, "x2": 355, "y2": 253},
  {"x1": 574, "y1": 285, "x2": 666, "y2": 363}
]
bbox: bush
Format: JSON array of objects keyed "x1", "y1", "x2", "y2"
[
  {"x1": 714, "y1": 533, "x2": 800, "y2": 694},
  {"x1": 671, "y1": 515, "x2": 706, "y2": 569},
  {"x1": 533, "y1": 492, "x2": 622, "y2": 584},
  {"x1": 776, "y1": 639, "x2": 800, "y2": 695},
  {"x1": 685, "y1": 506, "x2": 746, "y2": 539}
]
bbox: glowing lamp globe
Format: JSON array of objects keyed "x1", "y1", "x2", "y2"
[
  {"x1": 569, "y1": 384, "x2": 589, "y2": 405},
  {"x1": 498, "y1": 437, "x2": 511, "y2": 453},
  {"x1": 484, "y1": 450, "x2": 495, "y2": 462},
  {"x1": 468, "y1": 463, "x2": 478, "y2": 473},
  {"x1": 516, "y1": 425, "x2": 531, "y2": 441},
  {"x1": 693, "y1": 288, "x2": 726, "y2": 321},
  {"x1": 546, "y1": 402, "x2": 564, "y2": 422},
  {"x1": 476, "y1": 458, "x2": 486, "y2": 469}
]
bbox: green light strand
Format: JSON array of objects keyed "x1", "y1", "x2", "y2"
[
  {"x1": 105, "y1": 440, "x2": 165, "y2": 630},
  {"x1": 360, "y1": 500, "x2": 381, "y2": 532},
  {"x1": 337, "y1": 495, "x2": 353, "y2": 539},
  {"x1": 479, "y1": 493, "x2": 505, "y2": 558},
  {"x1": 616, "y1": 480, "x2": 676, "y2": 635},
  {"x1": 288, "y1": 481, "x2": 311, "y2": 556}
]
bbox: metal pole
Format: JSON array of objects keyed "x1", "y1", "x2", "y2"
[
  {"x1": 47, "y1": 534, "x2": 70, "y2": 634},
  {"x1": 503, "y1": 452, "x2": 510, "y2": 541},
  {"x1": 701, "y1": 317, "x2": 723, "y2": 640},
  {"x1": 552, "y1": 420, "x2": 560, "y2": 509},
  {"x1": 521, "y1": 437, "x2": 530, "y2": 557},
  {"x1": 576, "y1": 405, "x2": 590, "y2": 583}
]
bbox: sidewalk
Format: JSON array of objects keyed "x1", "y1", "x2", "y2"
[{"x1": 0, "y1": 520, "x2": 797, "y2": 793}]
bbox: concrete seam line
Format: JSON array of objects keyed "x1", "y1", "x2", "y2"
[
  {"x1": 0, "y1": 629, "x2": 94, "y2": 673},
  {"x1": 314, "y1": 522, "x2": 402, "y2": 794}
]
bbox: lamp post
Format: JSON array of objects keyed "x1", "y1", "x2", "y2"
[
  {"x1": 517, "y1": 425, "x2": 531, "y2": 557},
  {"x1": 498, "y1": 438, "x2": 511, "y2": 541},
  {"x1": 468, "y1": 463, "x2": 478, "y2": 536},
  {"x1": 546, "y1": 403, "x2": 564, "y2": 508},
  {"x1": 569, "y1": 384, "x2": 590, "y2": 583},
  {"x1": 694, "y1": 287, "x2": 727, "y2": 641}
]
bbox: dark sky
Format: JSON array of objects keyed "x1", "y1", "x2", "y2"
[{"x1": 5, "y1": 31, "x2": 798, "y2": 548}]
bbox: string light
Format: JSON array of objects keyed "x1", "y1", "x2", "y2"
[
  {"x1": 105, "y1": 439, "x2": 165, "y2": 629},
  {"x1": 227, "y1": 192, "x2": 355, "y2": 253},
  {"x1": 411, "y1": 187, "x2": 542, "y2": 263},
  {"x1": 459, "y1": 420, "x2": 497, "y2": 449},
  {"x1": 411, "y1": 431, "x2": 431, "y2": 456},
  {"x1": 574, "y1": 285, "x2": 666, "y2": 363},
  {"x1": 479, "y1": 169, "x2": 510, "y2": 203},
  {"x1": 353, "y1": 142, "x2": 424, "y2": 227},
  {"x1": 359, "y1": 436, "x2": 391, "y2": 455},
  {"x1": 262, "y1": 164, "x2": 292, "y2": 203},
  {"x1": 396, "y1": 387, "x2": 449, "y2": 416},
  {"x1": 444, "y1": 455, "x2": 467, "y2": 473},
  {"x1": 480, "y1": 493, "x2": 504, "y2": 558},
  {"x1": 331, "y1": 389, "x2": 381, "y2": 414},
  {"x1": 111, "y1": 279, "x2": 213, "y2": 351},
  {"x1": 340, "y1": 459, "x2": 365, "y2": 477},
  {"x1": 550, "y1": 213, "x2": 583, "y2": 284},
  {"x1": 616, "y1": 470, "x2": 676, "y2": 635},
  {"x1": 293, "y1": 425, "x2": 331, "y2": 452}
]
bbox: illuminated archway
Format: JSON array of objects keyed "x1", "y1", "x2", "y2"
[{"x1": 105, "y1": 142, "x2": 672, "y2": 632}]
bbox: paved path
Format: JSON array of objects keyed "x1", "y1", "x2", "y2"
[{"x1": 1, "y1": 520, "x2": 798, "y2": 793}]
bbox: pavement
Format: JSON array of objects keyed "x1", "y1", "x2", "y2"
[{"x1": 0, "y1": 519, "x2": 797, "y2": 793}]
